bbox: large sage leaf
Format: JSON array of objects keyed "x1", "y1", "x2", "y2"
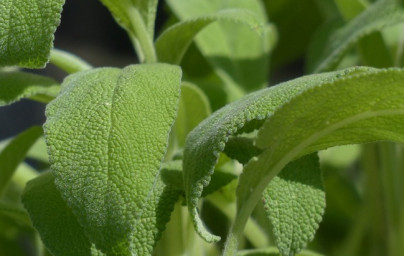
[
  {"x1": 166, "y1": 0, "x2": 273, "y2": 97},
  {"x1": 309, "y1": 1, "x2": 404, "y2": 73},
  {"x1": 0, "y1": 126, "x2": 42, "y2": 195},
  {"x1": 183, "y1": 67, "x2": 368, "y2": 242},
  {"x1": 22, "y1": 172, "x2": 105, "y2": 256},
  {"x1": 44, "y1": 64, "x2": 182, "y2": 255},
  {"x1": 236, "y1": 67, "x2": 404, "y2": 253},
  {"x1": 0, "y1": 0, "x2": 64, "y2": 68},
  {"x1": 156, "y1": 9, "x2": 265, "y2": 65},
  {"x1": 262, "y1": 154, "x2": 325, "y2": 256},
  {"x1": 0, "y1": 72, "x2": 60, "y2": 106}
]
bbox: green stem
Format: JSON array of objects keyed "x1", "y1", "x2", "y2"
[
  {"x1": 127, "y1": 6, "x2": 157, "y2": 63},
  {"x1": 50, "y1": 49, "x2": 92, "y2": 74}
]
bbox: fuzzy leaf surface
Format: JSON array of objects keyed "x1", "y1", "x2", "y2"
[
  {"x1": 22, "y1": 172, "x2": 105, "y2": 256},
  {"x1": 0, "y1": 71, "x2": 60, "y2": 106},
  {"x1": 44, "y1": 64, "x2": 182, "y2": 255},
  {"x1": 237, "y1": 67, "x2": 404, "y2": 254},
  {"x1": 262, "y1": 154, "x2": 325, "y2": 256},
  {"x1": 156, "y1": 9, "x2": 264, "y2": 65},
  {"x1": 183, "y1": 67, "x2": 368, "y2": 242},
  {"x1": 166, "y1": 0, "x2": 273, "y2": 94},
  {"x1": 310, "y1": 1, "x2": 404, "y2": 73},
  {"x1": 0, "y1": 126, "x2": 42, "y2": 195},
  {"x1": 0, "y1": 0, "x2": 64, "y2": 68}
]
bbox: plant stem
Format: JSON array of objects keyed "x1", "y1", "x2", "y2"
[
  {"x1": 50, "y1": 49, "x2": 92, "y2": 74},
  {"x1": 127, "y1": 6, "x2": 157, "y2": 63}
]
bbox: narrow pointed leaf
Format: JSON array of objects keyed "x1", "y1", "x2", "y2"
[
  {"x1": 262, "y1": 154, "x2": 325, "y2": 256},
  {"x1": 310, "y1": 1, "x2": 404, "y2": 73},
  {"x1": 166, "y1": 0, "x2": 273, "y2": 93},
  {"x1": 237, "y1": 67, "x2": 404, "y2": 254},
  {"x1": 22, "y1": 172, "x2": 105, "y2": 256},
  {"x1": 0, "y1": 72, "x2": 60, "y2": 106},
  {"x1": 156, "y1": 9, "x2": 265, "y2": 65},
  {"x1": 0, "y1": 126, "x2": 43, "y2": 195},
  {"x1": 183, "y1": 67, "x2": 367, "y2": 242},
  {"x1": 44, "y1": 64, "x2": 182, "y2": 255},
  {"x1": 0, "y1": 0, "x2": 64, "y2": 68}
]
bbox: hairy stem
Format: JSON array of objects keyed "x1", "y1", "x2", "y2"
[{"x1": 50, "y1": 49, "x2": 92, "y2": 74}]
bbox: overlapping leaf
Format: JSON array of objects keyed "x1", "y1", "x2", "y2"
[
  {"x1": 262, "y1": 154, "x2": 325, "y2": 256},
  {"x1": 0, "y1": 72, "x2": 60, "y2": 106},
  {"x1": 309, "y1": 1, "x2": 404, "y2": 73},
  {"x1": 22, "y1": 172, "x2": 105, "y2": 256},
  {"x1": 166, "y1": 0, "x2": 273, "y2": 96},
  {"x1": 236, "y1": 67, "x2": 404, "y2": 254},
  {"x1": 44, "y1": 64, "x2": 182, "y2": 255},
  {"x1": 183, "y1": 67, "x2": 369, "y2": 242},
  {"x1": 0, "y1": 0, "x2": 64, "y2": 68}
]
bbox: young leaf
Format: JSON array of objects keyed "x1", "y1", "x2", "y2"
[
  {"x1": 262, "y1": 154, "x2": 325, "y2": 256},
  {"x1": 44, "y1": 64, "x2": 182, "y2": 255},
  {"x1": 0, "y1": 0, "x2": 64, "y2": 68},
  {"x1": 174, "y1": 82, "x2": 211, "y2": 146},
  {"x1": 236, "y1": 67, "x2": 404, "y2": 253},
  {"x1": 156, "y1": 9, "x2": 265, "y2": 65},
  {"x1": 310, "y1": 1, "x2": 404, "y2": 73},
  {"x1": 183, "y1": 67, "x2": 367, "y2": 242},
  {"x1": 0, "y1": 72, "x2": 60, "y2": 106},
  {"x1": 0, "y1": 126, "x2": 43, "y2": 195},
  {"x1": 166, "y1": 0, "x2": 273, "y2": 95}
]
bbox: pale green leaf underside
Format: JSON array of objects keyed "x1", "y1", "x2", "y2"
[
  {"x1": 166, "y1": 0, "x2": 272, "y2": 93},
  {"x1": 183, "y1": 67, "x2": 369, "y2": 242},
  {"x1": 44, "y1": 64, "x2": 182, "y2": 255},
  {"x1": 311, "y1": 1, "x2": 404, "y2": 73},
  {"x1": 262, "y1": 154, "x2": 325, "y2": 256},
  {"x1": 236, "y1": 68, "x2": 404, "y2": 254},
  {"x1": 0, "y1": 0, "x2": 64, "y2": 68},
  {"x1": 156, "y1": 9, "x2": 265, "y2": 65},
  {"x1": 0, "y1": 126, "x2": 42, "y2": 195},
  {"x1": 0, "y1": 71, "x2": 60, "y2": 106},
  {"x1": 22, "y1": 172, "x2": 105, "y2": 256}
]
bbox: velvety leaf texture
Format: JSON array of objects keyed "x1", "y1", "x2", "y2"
[
  {"x1": 156, "y1": 8, "x2": 265, "y2": 65},
  {"x1": 0, "y1": 0, "x2": 64, "y2": 68},
  {"x1": 236, "y1": 67, "x2": 404, "y2": 254},
  {"x1": 166, "y1": 0, "x2": 272, "y2": 94},
  {"x1": 0, "y1": 71, "x2": 60, "y2": 106},
  {"x1": 262, "y1": 154, "x2": 325, "y2": 256},
  {"x1": 183, "y1": 67, "x2": 368, "y2": 242},
  {"x1": 309, "y1": 1, "x2": 404, "y2": 73},
  {"x1": 0, "y1": 126, "x2": 43, "y2": 195},
  {"x1": 44, "y1": 64, "x2": 182, "y2": 255},
  {"x1": 22, "y1": 172, "x2": 105, "y2": 256}
]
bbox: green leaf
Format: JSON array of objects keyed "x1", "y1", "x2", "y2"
[
  {"x1": 0, "y1": 71, "x2": 60, "y2": 106},
  {"x1": 0, "y1": 0, "x2": 64, "y2": 68},
  {"x1": 174, "y1": 82, "x2": 211, "y2": 146},
  {"x1": 0, "y1": 126, "x2": 43, "y2": 195},
  {"x1": 262, "y1": 154, "x2": 325, "y2": 256},
  {"x1": 310, "y1": 1, "x2": 404, "y2": 73},
  {"x1": 0, "y1": 200, "x2": 31, "y2": 226},
  {"x1": 236, "y1": 67, "x2": 404, "y2": 253},
  {"x1": 99, "y1": 0, "x2": 157, "y2": 38},
  {"x1": 183, "y1": 67, "x2": 366, "y2": 242},
  {"x1": 156, "y1": 9, "x2": 265, "y2": 65},
  {"x1": 22, "y1": 172, "x2": 105, "y2": 256},
  {"x1": 223, "y1": 136, "x2": 262, "y2": 165},
  {"x1": 237, "y1": 247, "x2": 324, "y2": 256},
  {"x1": 44, "y1": 64, "x2": 182, "y2": 255},
  {"x1": 166, "y1": 0, "x2": 274, "y2": 96}
]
